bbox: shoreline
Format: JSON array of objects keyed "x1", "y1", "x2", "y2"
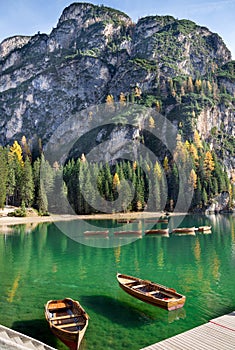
[{"x1": 0, "y1": 211, "x2": 187, "y2": 227}]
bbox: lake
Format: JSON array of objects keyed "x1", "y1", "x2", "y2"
[{"x1": 0, "y1": 214, "x2": 234, "y2": 350}]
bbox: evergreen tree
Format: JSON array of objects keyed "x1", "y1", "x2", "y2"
[
  {"x1": 50, "y1": 167, "x2": 68, "y2": 214},
  {"x1": 8, "y1": 142, "x2": 24, "y2": 206},
  {"x1": 0, "y1": 147, "x2": 8, "y2": 208},
  {"x1": 21, "y1": 156, "x2": 34, "y2": 207},
  {"x1": 33, "y1": 157, "x2": 48, "y2": 214},
  {"x1": 202, "y1": 187, "x2": 208, "y2": 206}
]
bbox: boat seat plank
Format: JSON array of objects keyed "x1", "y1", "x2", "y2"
[
  {"x1": 148, "y1": 290, "x2": 159, "y2": 295},
  {"x1": 51, "y1": 314, "x2": 80, "y2": 321},
  {"x1": 56, "y1": 322, "x2": 85, "y2": 329},
  {"x1": 132, "y1": 284, "x2": 145, "y2": 289},
  {"x1": 48, "y1": 302, "x2": 67, "y2": 311}
]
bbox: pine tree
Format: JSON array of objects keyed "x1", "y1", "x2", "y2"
[
  {"x1": 0, "y1": 147, "x2": 8, "y2": 209},
  {"x1": 50, "y1": 167, "x2": 68, "y2": 214},
  {"x1": 193, "y1": 178, "x2": 202, "y2": 208},
  {"x1": 168, "y1": 163, "x2": 179, "y2": 209},
  {"x1": 33, "y1": 157, "x2": 48, "y2": 214},
  {"x1": 202, "y1": 187, "x2": 208, "y2": 206},
  {"x1": 20, "y1": 156, "x2": 34, "y2": 207},
  {"x1": 8, "y1": 142, "x2": 24, "y2": 205}
]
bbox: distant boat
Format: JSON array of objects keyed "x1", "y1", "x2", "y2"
[
  {"x1": 84, "y1": 230, "x2": 109, "y2": 236},
  {"x1": 117, "y1": 219, "x2": 129, "y2": 223},
  {"x1": 114, "y1": 230, "x2": 142, "y2": 236},
  {"x1": 172, "y1": 227, "x2": 196, "y2": 233},
  {"x1": 117, "y1": 273, "x2": 186, "y2": 311},
  {"x1": 145, "y1": 228, "x2": 169, "y2": 236},
  {"x1": 45, "y1": 298, "x2": 89, "y2": 350},
  {"x1": 117, "y1": 219, "x2": 140, "y2": 223},
  {"x1": 198, "y1": 226, "x2": 212, "y2": 232}
]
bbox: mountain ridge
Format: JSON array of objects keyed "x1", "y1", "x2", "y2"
[{"x1": 0, "y1": 2, "x2": 234, "y2": 177}]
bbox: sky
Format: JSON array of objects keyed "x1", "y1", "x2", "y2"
[{"x1": 0, "y1": 0, "x2": 234, "y2": 58}]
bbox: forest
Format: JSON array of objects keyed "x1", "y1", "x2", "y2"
[{"x1": 0, "y1": 130, "x2": 233, "y2": 216}]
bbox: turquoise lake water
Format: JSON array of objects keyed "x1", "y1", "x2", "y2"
[{"x1": 0, "y1": 214, "x2": 234, "y2": 350}]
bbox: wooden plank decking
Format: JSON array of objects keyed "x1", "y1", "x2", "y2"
[
  {"x1": 0, "y1": 324, "x2": 56, "y2": 350},
  {"x1": 140, "y1": 311, "x2": 235, "y2": 350}
]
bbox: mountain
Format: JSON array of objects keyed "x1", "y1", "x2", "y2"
[{"x1": 0, "y1": 2, "x2": 234, "y2": 175}]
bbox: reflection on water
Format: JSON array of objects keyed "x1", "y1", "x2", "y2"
[{"x1": 0, "y1": 215, "x2": 234, "y2": 350}]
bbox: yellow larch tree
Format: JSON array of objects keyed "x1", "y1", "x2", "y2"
[
  {"x1": 148, "y1": 116, "x2": 155, "y2": 129},
  {"x1": 193, "y1": 130, "x2": 203, "y2": 150},
  {"x1": 188, "y1": 169, "x2": 197, "y2": 189},
  {"x1": 174, "y1": 134, "x2": 187, "y2": 164},
  {"x1": 188, "y1": 143, "x2": 199, "y2": 165},
  {"x1": 106, "y1": 94, "x2": 114, "y2": 105},
  {"x1": 155, "y1": 100, "x2": 161, "y2": 112},
  {"x1": 203, "y1": 151, "x2": 215, "y2": 179},
  {"x1": 187, "y1": 76, "x2": 194, "y2": 93},
  {"x1": 195, "y1": 79, "x2": 202, "y2": 93},
  {"x1": 119, "y1": 92, "x2": 126, "y2": 105},
  {"x1": 154, "y1": 161, "x2": 162, "y2": 179},
  {"x1": 163, "y1": 156, "x2": 169, "y2": 172},
  {"x1": 113, "y1": 173, "x2": 120, "y2": 189},
  {"x1": 9, "y1": 140, "x2": 24, "y2": 166}
]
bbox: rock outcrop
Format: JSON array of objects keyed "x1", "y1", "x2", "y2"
[{"x1": 0, "y1": 2, "x2": 234, "y2": 175}]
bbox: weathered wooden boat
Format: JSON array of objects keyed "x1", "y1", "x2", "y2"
[
  {"x1": 117, "y1": 219, "x2": 129, "y2": 223},
  {"x1": 172, "y1": 226, "x2": 197, "y2": 233},
  {"x1": 45, "y1": 298, "x2": 89, "y2": 350},
  {"x1": 84, "y1": 230, "x2": 109, "y2": 236},
  {"x1": 117, "y1": 273, "x2": 186, "y2": 311},
  {"x1": 114, "y1": 230, "x2": 142, "y2": 236},
  {"x1": 117, "y1": 219, "x2": 140, "y2": 223},
  {"x1": 145, "y1": 228, "x2": 169, "y2": 236},
  {"x1": 198, "y1": 226, "x2": 212, "y2": 232}
]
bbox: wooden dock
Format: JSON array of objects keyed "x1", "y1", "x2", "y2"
[
  {"x1": 0, "y1": 324, "x2": 56, "y2": 350},
  {"x1": 140, "y1": 311, "x2": 235, "y2": 350}
]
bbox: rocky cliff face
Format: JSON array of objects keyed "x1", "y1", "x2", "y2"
[{"x1": 0, "y1": 2, "x2": 234, "y2": 171}]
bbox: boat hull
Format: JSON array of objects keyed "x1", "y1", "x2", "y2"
[
  {"x1": 117, "y1": 273, "x2": 186, "y2": 311},
  {"x1": 45, "y1": 298, "x2": 88, "y2": 350},
  {"x1": 172, "y1": 227, "x2": 196, "y2": 233},
  {"x1": 145, "y1": 229, "x2": 169, "y2": 236},
  {"x1": 198, "y1": 226, "x2": 212, "y2": 232}
]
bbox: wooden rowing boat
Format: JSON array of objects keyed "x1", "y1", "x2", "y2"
[
  {"x1": 114, "y1": 230, "x2": 142, "y2": 236},
  {"x1": 172, "y1": 226, "x2": 196, "y2": 233},
  {"x1": 117, "y1": 273, "x2": 186, "y2": 311},
  {"x1": 84, "y1": 230, "x2": 109, "y2": 236},
  {"x1": 198, "y1": 226, "x2": 212, "y2": 232},
  {"x1": 45, "y1": 298, "x2": 89, "y2": 350},
  {"x1": 145, "y1": 228, "x2": 169, "y2": 236}
]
